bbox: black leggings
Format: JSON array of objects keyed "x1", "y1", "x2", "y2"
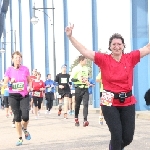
[
  {"x1": 4, "y1": 96, "x2": 9, "y2": 108},
  {"x1": 101, "y1": 104, "x2": 135, "y2": 150},
  {"x1": 1, "y1": 95, "x2": 4, "y2": 107},
  {"x1": 75, "y1": 88, "x2": 89, "y2": 121},
  {"x1": 45, "y1": 92, "x2": 54, "y2": 111},
  {"x1": 8, "y1": 94, "x2": 30, "y2": 122},
  {"x1": 33, "y1": 96, "x2": 43, "y2": 109}
]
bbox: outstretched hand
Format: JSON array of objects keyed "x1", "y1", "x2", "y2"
[{"x1": 65, "y1": 23, "x2": 74, "y2": 37}]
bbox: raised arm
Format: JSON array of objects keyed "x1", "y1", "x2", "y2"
[
  {"x1": 65, "y1": 23, "x2": 95, "y2": 61},
  {"x1": 139, "y1": 43, "x2": 150, "y2": 58}
]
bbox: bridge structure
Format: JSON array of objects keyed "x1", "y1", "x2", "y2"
[{"x1": 0, "y1": 0, "x2": 149, "y2": 110}]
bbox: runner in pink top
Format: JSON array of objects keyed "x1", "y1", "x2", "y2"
[
  {"x1": 3, "y1": 51, "x2": 32, "y2": 146},
  {"x1": 5, "y1": 65, "x2": 30, "y2": 97}
]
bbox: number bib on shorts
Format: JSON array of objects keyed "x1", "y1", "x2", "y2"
[
  {"x1": 100, "y1": 91, "x2": 114, "y2": 106},
  {"x1": 56, "y1": 93, "x2": 61, "y2": 98},
  {"x1": 47, "y1": 87, "x2": 51, "y2": 92},
  {"x1": 71, "y1": 90, "x2": 75, "y2": 94},
  {"x1": 33, "y1": 91, "x2": 41, "y2": 97},
  {"x1": 12, "y1": 82, "x2": 24, "y2": 91}
]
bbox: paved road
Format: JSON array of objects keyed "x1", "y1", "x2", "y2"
[{"x1": 0, "y1": 108, "x2": 150, "y2": 150}]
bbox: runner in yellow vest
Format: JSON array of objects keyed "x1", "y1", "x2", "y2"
[{"x1": 71, "y1": 55, "x2": 90, "y2": 127}]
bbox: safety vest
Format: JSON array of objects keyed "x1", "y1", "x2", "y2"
[{"x1": 72, "y1": 65, "x2": 89, "y2": 88}]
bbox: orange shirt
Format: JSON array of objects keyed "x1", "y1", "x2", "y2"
[{"x1": 94, "y1": 50, "x2": 140, "y2": 106}]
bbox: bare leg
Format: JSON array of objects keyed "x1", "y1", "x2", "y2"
[
  {"x1": 34, "y1": 106, "x2": 38, "y2": 117},
  {"x1": 5, "y1": 108, "x2": 9, "y2": 116},
  {"x1": 22, "y1": 121, "x2": 29, "y2": 130},
  {"x1": 15, "y1": 122, "x2": 22, "y2": 138}
]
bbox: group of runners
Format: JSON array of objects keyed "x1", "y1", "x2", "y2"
[
  {"x1": 1, "y1": 23, "x2": 150, "y2": 150},
  {"x1": 1, "y1": 51, "x2": 100, "y2": 146}
]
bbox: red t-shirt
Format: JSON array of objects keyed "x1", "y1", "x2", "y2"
[
  {"x1": 94, "y1": 50, "x2": 140, "y2": 106},
  {"x1": 30, "y1": 75, "x2": 36, "y2": 81},
  {"x1": 32, "y1": 80, "x2": 45, "y2": 97},
  {"x1": 30, "y1": 76, "x2": 36, "y2": 95}
]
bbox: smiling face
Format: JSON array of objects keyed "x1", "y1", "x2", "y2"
[
  {"x1": 36, "y1": 73, "x2": 41, "y2": 80},
  {"x1": 12, "y1": 54, "x2": 22, "y2": 66},
  {"x1": 109, "y1": 38, "x2": 124, "y2": 56},
  {"x1": 108, "y1": 33, "x2": 126, "y2": 57}
]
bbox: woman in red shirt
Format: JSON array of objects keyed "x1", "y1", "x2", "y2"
[
  {"x1": 30, "y1": 69, "x2": 37, "y2": 114},
  {"x1": 65, "y1": 24, "x2": 150, "y2": 150},
  {"x1": 31, "y1": 72, "x2": 45, "y2": 119}
]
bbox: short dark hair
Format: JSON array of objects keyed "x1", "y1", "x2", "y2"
[
  {"x1": 47, "y1": 74, "x2": 51, "y2": 77},
  {"x1": 108, "y1": 33, "x2": 126, "y2": 50},
  {"x1": 78, "y1": 55, "x2": 86, "y2": 62},
  {"x1": 61, "y1": 64, "x2": 67, "y2": 69}
]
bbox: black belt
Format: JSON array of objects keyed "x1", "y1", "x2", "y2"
[
  {"x1": 74, "y1": 84, "x2": 87, "y2": 88},
  {"x1": 105, "y1": 90, "x2": 132, "y2": 103},
  {"x1": 113, "y1": 91, "x2": 132, "y2": 99}
]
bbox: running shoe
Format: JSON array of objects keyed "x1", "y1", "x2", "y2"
[
  {"x1": 99, "y1": 116, "x2": 104, "y2": 125},
  {"x1": 68, "y1": 110, "x2": 72, "y2": 115},
  {"x1": 24, "y1": 130, "x2": 31, "y2": 140},
  {"x1": 45, "y1": 110, "x2": 49, "y2": 114},
  {"x1": 58, "y1": 110, "x2": 61, "y2": 116},
  {"x1": 16, "y1": 139, "x2": 23, "y2": 146},
  {"x1": 71, "y1": 110, "x2": 75, "y2": 115},
  {"x1": 12, "y1": 123, "x2": 15, "y2": 128},
  {"x1": 10, "y1": 112, "x2": 13, "y2": 116},
  {"x1": 75, "y1": 118, "x2": 80, "y2": 126},
  {"x1": 83, "y1": 121, "x2": 89, "y2": 127}
]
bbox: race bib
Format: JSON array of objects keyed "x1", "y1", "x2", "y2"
[
  {"x1": 61, "y1": 78, "x2": 67, "y2": 84},
  {"x1": 57, "y1": 93, "x2": 61, "y2": 98},
  {"x1": 12, "y1": 82, "x2": 24, "y2": 91},
  {"x1": 58, "y1": 95, "x2": 61, "y2": 98},
  {"x1": 33, "y1": 91, "x2": 41, "y2": 97},
  {"x1": 100, "y1": 91, "x2": 114, "y2": 106},
  {"x1": 71, "y1": 90, "x2": 75, "y2": 94},
  {"x1": 47, "y1": 87, "x2": 51, "y2": 92}
]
